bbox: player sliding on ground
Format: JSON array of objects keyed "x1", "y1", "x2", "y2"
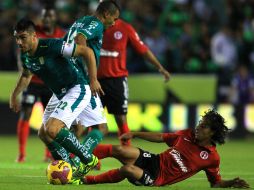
[{"x1": 71, "y1": 109, "x2": 250, "y2": 188}]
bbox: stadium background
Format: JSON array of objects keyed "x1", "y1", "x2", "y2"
[
  {"x1": 0, "y1": 0, "x2": 254, "y2": 137},
  {"x1": 0, "y1": 1, "x2": 254, "y2": 189}
]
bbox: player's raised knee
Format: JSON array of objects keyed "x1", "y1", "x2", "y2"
[
  {"x1": 98, "y1": 123, "x2": 108, "y2": 135},
  {"x1": 120, "y1": 165, "x2": 136, "y2": 176},
  {"x1": 45, "y1": 118, "x2": 65, "y2": 138},
  {"x1": 112, "y1": 145, "x2": 126, "y2": 155}
]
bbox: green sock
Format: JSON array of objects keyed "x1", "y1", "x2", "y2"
[
  {"x1": 69, "y1": 129, "x2": 103, "y2": 168},
  {"x1": 47, "y1": 141, "x2": 71, "y2": 163},
  {"x1": 55, "y1": 128, "x2": 92, "y2": 164},
  {"x1": 82, "y1": 129, "x2": 103, "y2": 154}
]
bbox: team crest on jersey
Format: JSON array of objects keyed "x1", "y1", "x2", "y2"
[
  {"x1": 200, "y1": 151, "x2": 209, "y2": 160},
  {"x1": 114, "y1": 31, "x2": 122, "y2": 40}
]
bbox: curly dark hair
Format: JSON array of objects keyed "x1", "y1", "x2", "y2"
[{"x1": 202, "y1": 109, "x2": 230, "y2": 145}]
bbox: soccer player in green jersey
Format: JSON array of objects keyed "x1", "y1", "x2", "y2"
[
  {"x1": 11, "y1": 0, "x2": 120, "y2": 178},
  {"x1": 63, "y1": 0, "x2": 120, "y2": 177},
  {"x1": 10, "y1": 18, "x2": 103, "y2": 175}
]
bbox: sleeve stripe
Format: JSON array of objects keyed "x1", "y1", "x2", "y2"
[
  {"x1": 72, "y1": 44, "x2": 76, "y2": 57},
  {"x1": 62, "y1": 41, "x2": 75, "y2": 57}
]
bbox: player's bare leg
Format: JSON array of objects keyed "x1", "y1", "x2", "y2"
[{"x1": 81, "y1": 145, "x2": 143, "y2": 185}]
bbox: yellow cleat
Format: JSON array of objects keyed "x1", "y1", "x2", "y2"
[
  {"x1": 69, "y1": 178, "x2": 82, "y2": 185},
  {"x1": 72, "y1": 155, "x2": 98, "y2": 178}
]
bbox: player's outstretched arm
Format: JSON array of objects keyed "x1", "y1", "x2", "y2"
[
  {"x1": 10, "y1": 68, "x2": 33, "y2": 112},
  {"x1": 212, "y1": 177, "x2": 250, "y2": 188},
  {"x1": 120, "y1": 132, "x2": 164, "y2": 143},
  {"x1": 143, "y1": 50, "x2": 171, "y2": 82}
]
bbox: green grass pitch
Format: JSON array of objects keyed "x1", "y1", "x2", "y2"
[{"x1": 0, "y1": 135, "x2": 253, "y2": 190}]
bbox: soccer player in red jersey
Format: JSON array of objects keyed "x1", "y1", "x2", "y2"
[
  {"x1": 72, "y1": 109, "x2": 249, "y2": 188},
  {"x1": 97, "y1": 17, "x2": 170, "y2": 146},
  {"x1": 16, "y1": 5, "x2": 65, "y2": 163}
]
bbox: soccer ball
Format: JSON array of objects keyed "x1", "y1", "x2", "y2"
[{"x1": 46, "y1": 160, "x2": 72, "y2": 185}]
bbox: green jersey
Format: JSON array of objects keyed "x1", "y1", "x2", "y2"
[
  {"x1": 64, "y1": 16, "x2": 104, "y2": 80},
  {"x1": 21, "y1": 38, "x2": 87, "y2": 99}
]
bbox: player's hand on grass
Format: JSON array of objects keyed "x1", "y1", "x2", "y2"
[
  {"x1": 90, "y1": 79, "x2": 105, "y2": 97},
  {"x1": 119, "y1": 132, "x2": 133, "y2": 142},
  {"x1": 231, "y1": 177, "x2": 250, "y2": 188},
  {"x1": 9, "y1": 94, "x2": 20, "y2": 113}
]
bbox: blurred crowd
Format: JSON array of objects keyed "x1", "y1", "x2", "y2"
[{"x1": 1, "y1": 0, "x2": 254, "y2": 103}]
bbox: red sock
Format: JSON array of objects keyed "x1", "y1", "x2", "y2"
[
  {"x1": 93, "y1": 144, "x2": 112, "y2": 159},
  {"x1": 17, "y1": 119, "x2": 30, "y2": 157},
  {"x1": 44, "y1": 148, "x2": 53, "y2": 160},
  {"x1": 118, "y1": 123, "x2": 131, "y2": 145},
  {"x1": 85, "y1": 169, "x2": 124, "y2": 184}
]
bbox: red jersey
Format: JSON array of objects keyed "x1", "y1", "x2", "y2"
[
  {"x1": 30, "y1": 26, "x2": 66, "y2": 84},
  {"x1": 154, "y1": 129, "x2": 221, "y2": 186},
  {"x1": 97, "y1": 19, "x2": 148, "y2": 78}
]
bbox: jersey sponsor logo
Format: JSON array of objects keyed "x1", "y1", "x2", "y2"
[
  {"x1": 200, "y1": 151, "x2": 209, "y2": 160},
  {"x1": 100, "y1": 48, "x2": 119, "y2": 57},
  {"x1": 169, "y1": 149, "x2": 188, "y2": 173},
  {"x1": 114, "y1": 31, "x2": 122, "y2": 40}
]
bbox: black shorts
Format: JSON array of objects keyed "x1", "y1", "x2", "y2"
[
  {"x1": 21, "y1": 83, "x2": 52, "y2": 108},
  {"x1": 99, "y1": 77, "x2": 128, "y2": 114},
  {"x1": 128, "y1": 149, "x2": 160, "y2": 186}
]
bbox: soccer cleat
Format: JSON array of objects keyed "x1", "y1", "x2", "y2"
[
  {"x1": 71, "y1": 165, "x2": 77, "y2": 173},
  {"x1": 68, "y1": 178, "x2": 83, "y2": 185},
  {"x1": 72, "y1": 155, "x2": 98, "y2": 178},
  {"x1": 16, "y1": 155, "x2": 25, "y2": 163}
]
